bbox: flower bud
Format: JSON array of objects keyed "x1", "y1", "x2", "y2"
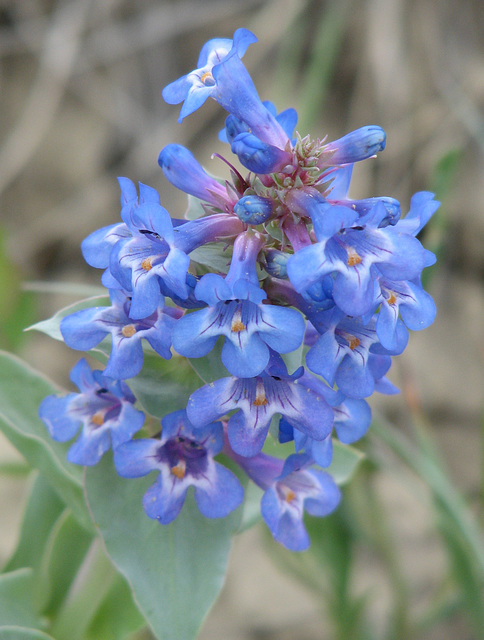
[
  {"x1": 325, "y1": 126, "x2": 386, "y2": 164},
  {"x1": 234, "y1": 195, "x2": 273, "y2": 225},
  {"x1": 264, "y1": 249, "x2": 289, "y2": 278}
]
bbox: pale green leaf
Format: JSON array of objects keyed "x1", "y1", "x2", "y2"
[
  {"x1": 85, "y1": 455, "x2": 243, "y2": 640},
  {"x1": 0, "y1": 351, "x2": 92, "y2": 531}
]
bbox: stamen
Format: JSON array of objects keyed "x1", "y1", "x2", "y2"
[
  {"x1": 387, "y1": 291, "x2": 397, "y2": 305},
  {"x1": 253, "y1": 379, "x2": 268, "y2": 406},
  {"x1": 141, "y1": 257, "x2": 153, "y2": 271},
  {"x1": 91, "y1": 411, "x2": 104, "y2": 426},
  {"x1": 122, "y1": 324, "x2": 137, "y2": 338},
  {"x1": 284, "y1": 488, "x2": 296, "y2": 503},
  {"x1": 231, "y1": 308, "x2": 246, "y2": 333},
  {"x1": 171, "y1": 459, "x2": 186, "y2": 479},
  {"x1": 341, "y1": 331, "x2": 361, "y2": 350},
  {"x1": 200, "y1": 71, "x2": 214, "y2": 85},
  {"x1": 348, "y1": 336, "x2": 360, "y2": 350},
  {"x1": 346, "y1": 249, "x2": 362, "y2": 267}
]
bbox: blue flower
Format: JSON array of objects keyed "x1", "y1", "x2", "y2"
[
  {"x1": 162, "y1": 28, "x2": 257, "y2": 122},
  {"x1": 187, "y1": 354, "x2": 334, "y2": 457},
  {"x1": 163, "y1": 28, "x2": 288, "y2": 149},
  {"x1": 231, "y1": 451, "x2": 340, "y2": 551},
  {"x1": 172, "y1": 232, "x2": 305, "y2": 377},
  {"x1": 286, "y1": 191, "x2": 433, "y2": 317},
  {"x1": 110, "y1": 182, "x2": 190, "y2": 316},
  {"x1": 113, "y1": 410, "x2": 244, "y2": 524},
  {"x1": 39, "y1": 358, "x2": 145, "y2": 465},
  {"x1": 279, "y1": 371, "x2": 372, "y2": 465},
  {"x1": 375, "y1": 277, "x2": 436, "y2": 351},
  {"x1": 305, "y1": 308, "x2": 407, "y2": 398},
  {"x1": 158, "y1": 144, "x2": 233, "y2": 209},
  {"x1": 60, "y1": 289, "x2": 182, "y2": 380},
  {"x1": 324, "y1": 126, "x2": 386, "y2": 164}
]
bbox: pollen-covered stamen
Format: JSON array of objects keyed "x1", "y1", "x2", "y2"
[
  {"x1": 91, "y1": 411, "x2": 105, "y2": 426},
  {"x1": 253, "y1": 379, "x2": 268, "y2": 406},
  {"x1": 170, "y1": 459, "x2": 186, "y2": 479},
  {"x1": 346, "y1": 248, "x2": 362, "y2": 267},
  {"x1": 231, "y1": 307, "x2": 246, "y2": 333},
  {"x1": 200, "y1": 71, "x2": 215, "y2": 86},
  {"x1": 387, "y1": 291, "x2": 397, "y2": 305},
  {"x1": 141, "y1": 257, "x2": 153, "y2": 271},
  {"x1": 122, "y1": 324, "x2": 137, "y2": 338},
  {"x1": 283, "y1": 488, "x2": 296, "y2": 503},
  {"x1": 340, "y1": 331, "x2": 361, "y2": 350}
]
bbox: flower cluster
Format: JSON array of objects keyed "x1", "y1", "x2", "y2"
[{"x1": 39, "y1": 28, "x2": 438, "y2": 551}]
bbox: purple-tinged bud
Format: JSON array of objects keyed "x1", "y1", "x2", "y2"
[
  {"x1": 330, "y1": 196, "x2": 401, "y2": 227},
  {"x1": 234, "y1": 195, "x2": 273, "y2": 225},
  {"x1": 158, "y1": 144, "x2": 227, "y2": 207},
  {"x1": 231, "y1": 132, "x2": 292, "y2": 173},
  {"x1": 264, "y1": 249, "x2": 289, "y2": 278},
  {"x1": 325, "y1": 126, "x2": 386, "y2": 164},
  {"x1": 223, "y1": 114, "x2": 250, "y2": 144}
]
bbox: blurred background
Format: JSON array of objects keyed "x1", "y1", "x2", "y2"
[{"x1": 1, "y1": 0, "x2": 483, "y2": 638}]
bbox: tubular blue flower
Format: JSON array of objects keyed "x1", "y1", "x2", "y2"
[
  {"x1": 230, "y1": 450, "x2": 340, "y2": 551},
  {"x1": 375, "y1": 277, "x2": 437, "y2": 351},
  {"x1": 111, "y1": 178, "x2": 243, "y2": 318},
  {"x1": 158, "y1": 144, "x2": 233, "y2": 209},
  {"x1": 81, "y1": 222, "x2": 131, "y2": 271},
  {"x1": 324, "y1": 126, "x2": 386, "y2": 164},
  {"x1": 286, "y1": 191, "x2": 432, "y2": 317},
  {"x1": 60, "y1": 289, "x2": 182, "y2": 380},
  {"x1": 110, "y1": 183, "x2": 190, "y2": 316},
  {"x1": 305, "y1": 308, "x2": 407, "y2": 398},
  {"x1": 162, "y1": 29, "x2": 257, "y2": 122},
  {"x1": 220, "y1": 102, "x2": 298, "y2": 144},
  {"x1": 187, "y1": 353, "x2": 334, "y2": 457},
  {"x1": 163, "y1": 28, "x2": 288, "y2": 149},
  {"x1": 230, "y1": 131, "x2": 293, "y2": 173},
  {"x1": 39, "y1": 358, "x2": 145, "y2": 465},
  {"x1": 113, "y1": 410, "x2": 244, "y2": 524},
  {"x1": 172, "y1": 232, "x2": 305, "y2": 377},
  {"x1": 281, "y1": 371, "x2": 372, "y2": 464}
]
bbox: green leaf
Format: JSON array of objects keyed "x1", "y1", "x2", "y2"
[
  {"x1": 37, "y1": 509, "x2": 94, "y2": 615},
  {"x1": 0, "y1": 628, "x2": 55, "y2": 640},
  {"x1": 84, "y1": 454, "x2": 243, "y2": 640},
  {"x1": 0, "y1": 351, "x2": 92, "y2": 531},
  {"x1": 184, "y1": 195, "x2": 206, "y2": 220},
  {"x1": 189, "y1": 242, "x2": 232, "y2": 274},
  {"x1": 128, "y1": 353, "x2": 200, "y2": 419},
  {"x1": 0, "y1": 569, "x2": 42, "y2": 629},
  {"x1": 3, "y1": 472, "x2": 65, "y2": 574},
  {"x1": 85, "y1": 575, "x2": 146, "y2": 640},
  {"x1": 26, "y1": 295, "x2": 109, "y2": 341}
]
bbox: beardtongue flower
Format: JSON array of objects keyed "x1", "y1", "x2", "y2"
[
  {"x1": 286, "y1": 190, "x2": 433, "y2": 317},
  {"x1": 172, "y1": 231, "x2": 305, "y2": 378},
  {"x1": 187, "y1": 352, "x2": 334, "y2": 457},
  {"x1": 163, "y1": 28, "x2": 289, "y2": 149},
  {"x1": 60, "y1": 289, "x2": 182, "y2": 380},
  {"x1": 113, "y1": 410, "x2": 244, "y2": 524},
  {"x1": 228, "y1": 448, "x2": 341, "y2": 551},
  {"x1": 39, "y1": 358, "x2": 145, "y2": 465},
  {"x1": 158, "y1": 144, "x2": 234, "y2": 210}
]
